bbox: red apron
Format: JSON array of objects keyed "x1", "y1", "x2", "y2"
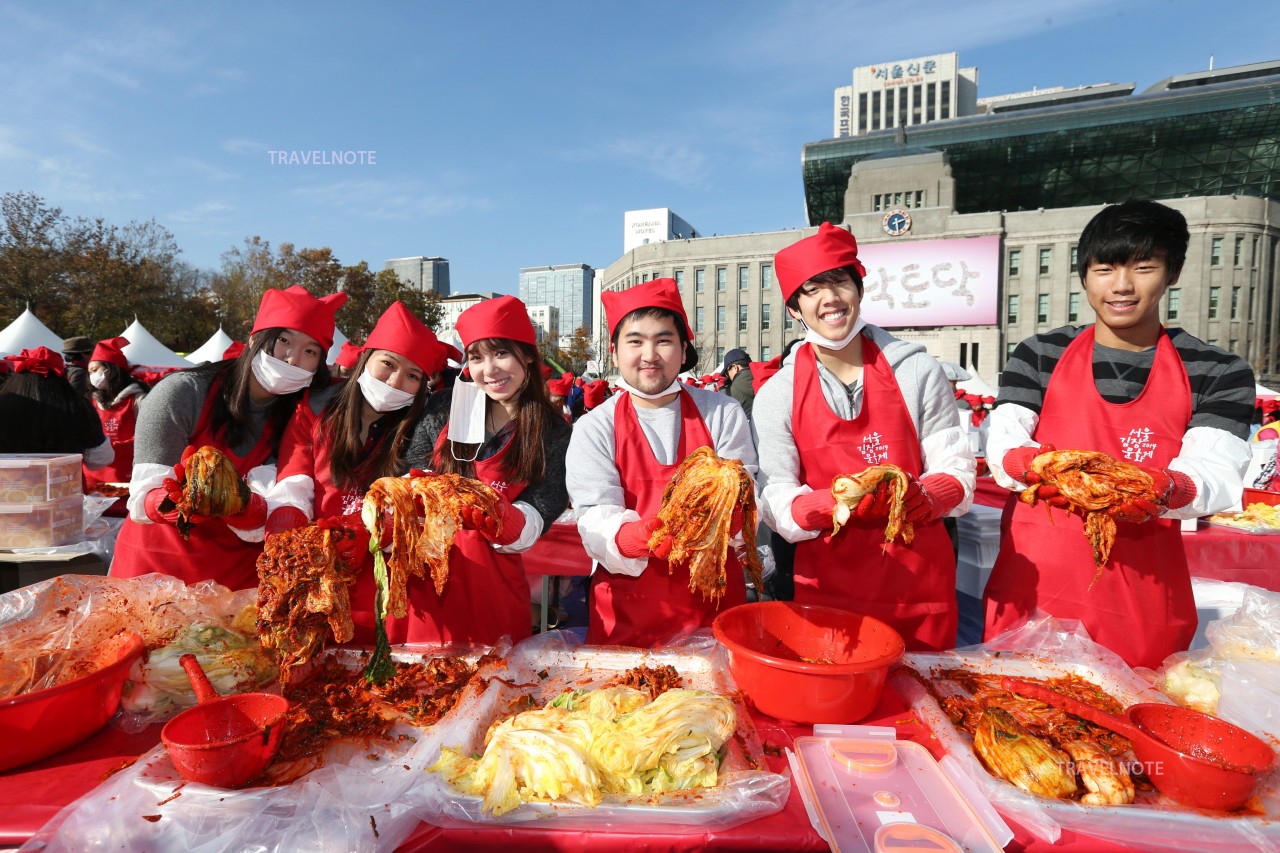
[
  {"x1": 587, "y1": 390, "x2": 748, "y2": 647},
  {"x1": 982, "y1": 327, "x2": 1195, "y2": 670},
  {"x1": 346, "y1": 431, "x2": 532, "y2": 646},
  {"x1": 84, "y1": 394, "x2": 140, "y2": 488},
  {"x1": 791, "y1": 339, "x2": 957, "y2": 652},
  {"x1": 111, "y1": 377, "x2": 287, "y2": 592}
]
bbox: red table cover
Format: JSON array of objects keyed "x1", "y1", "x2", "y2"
[{"x1": 0, "y1": 684, "x2": 1134, "y2": 852}]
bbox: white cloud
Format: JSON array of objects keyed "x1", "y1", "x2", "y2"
[
  {"x1": 564, "y1": 136, "x2": 711, "y2": 189},
  {"x1": 289, "y1": 179, "x2": 492, "y2": 220},
  {"x1": 221, "y1": 138, "x2": 268, "y2": 156},
  {"x1": 168, "y1": 200, "x2": 234, "y2": 223}
]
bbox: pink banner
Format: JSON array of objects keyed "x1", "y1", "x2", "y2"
[{"x1": 858, "y1": 235, "x2": 1000, "y2": 328}]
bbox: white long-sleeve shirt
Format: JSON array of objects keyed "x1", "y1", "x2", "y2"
[
  {"x1": 566, "y1": 386, "x2": 757, "y2": 577},
  {"x1": 754, "y1": 325, "x2": 976, "y2": 544}
]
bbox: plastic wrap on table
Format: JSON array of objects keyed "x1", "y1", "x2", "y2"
[
  {"x1": 1157, "y1": 586, "x2": 1280, "y2": 744},
  {"x1": 20, "y1": 641, "x2": 505, "y2": 853},
  {"x1": 890, "y1": 615, "x2": 1280, "y2": 852},
  {"x1": 0, "y1": 574, "x2": 258, "y2": 705},
  {"x1": 407, "y1": 629, "x2": 790, "y2": 833}
]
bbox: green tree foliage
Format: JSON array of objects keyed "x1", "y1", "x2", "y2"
[
  {"x1": 337, "y1": 262, "x2": 443, "y2": 342},
  {"x1": 0, "y1": 191, "x2": 444, "y2": 356}
]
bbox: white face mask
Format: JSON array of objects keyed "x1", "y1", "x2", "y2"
[
  {"x1": 251, "y1": 350, "x2": 315, "y2": 395},
  {"x1": 613, "y1": 377, "x2": 683, "y2": 400},
  {"x1": 803, "y1": 315, "x2": 868, "y2": 351},
  {"x1": 89, "y1": 370, "x2": 109, "y2": 390},
  {"x1": 447, "y1": 378, "x2": 488, "y2": 446},
  {"x1": 357, "y1": 370, "x2": 415, "y2": 413}
]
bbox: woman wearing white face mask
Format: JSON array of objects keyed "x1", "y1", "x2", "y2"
[
  {"x1": 263, "y1": 302, "x2": 457, "y2": 640},
  {"x1": 111, "y1": 285, "x2": 346, "y2": 591},
  {"x1": 82, "y1": 335, "x2": 149, "y2": 494},
  {"x1": 395, "y1": 295, "x2": 571, "y2": 644}
]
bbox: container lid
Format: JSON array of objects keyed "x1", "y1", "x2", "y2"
[
  {"x1": 0, "y1": 453, "x2": 83, "y2": 465},
  {"x1": 787, "y1": 725, "x2": 1009, "y2": 853}
]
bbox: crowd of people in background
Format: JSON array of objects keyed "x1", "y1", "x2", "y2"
[{"x1": 0, "y1": 198, "x2": 1261, "y2": 667}]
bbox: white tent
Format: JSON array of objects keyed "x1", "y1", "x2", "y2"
[
  {"x1": 186, "y1": 327, "x2": 236, "y2": 364},
  {"x1": 957, "y1": 374, "x2": 999, "y2": 398},
  {"x1": 326, "y1": 327, "x2": 349, "y2": 364},
  {"x1": 1256, "y1": 383, "x2": 1279, "y2": 401},
  {"x1": 119, "y1": 319, "x2": 192, "y2": 368},
  {"x1": 0, "y1": 307, "x2": 63, "y2": 356}
]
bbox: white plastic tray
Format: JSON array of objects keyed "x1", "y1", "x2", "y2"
[
  {"x1": 408, "y1": 639, "x2": 790, "y2": 832},
  {"x1": 893, "y1": 650, "x2": 1280, "y2": 852}
]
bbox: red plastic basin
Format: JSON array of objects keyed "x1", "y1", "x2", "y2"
[
  {"x1": 1243, "y1": 487, "x2": 1280, "y2": 508},
  {"x1": 0, "y1": 630, "x2": 144, "y2": 772},
  {"x1": 713, "y1": 602, "x2": 904, "y2": 724}
]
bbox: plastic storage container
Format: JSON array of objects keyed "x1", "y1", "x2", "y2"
[
  {"x1": 0, "y1": 494, "x2": 84, "y2": 548},
  {"x1": 787, "y1": 724, "x2": 1009, "y2": 853},
  {"x1": 0, "y1": 453, "x2": 82, "y2": 503}
]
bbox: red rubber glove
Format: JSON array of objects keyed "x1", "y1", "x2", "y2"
[
  {"x1": 160, "y1": 460, "x2": 187, "y2": 507},
  {"x1": 408, "y1": 468, "x2": 431, "y2": 478},
  {"x1": 903, "y1": 474, "x2": 967, "y2": 525},
  {"x1": 1106, "y1": 496, "x2": 1163, "y2": 524},
  {"x1": 791, "y1": 489, "x2": 836, "y2": 532},
  {"x1": 317, "y1": 514, "x2": 373, "y2": 568},
  {"x1": 615, "y1": 516, "x2": 672, "y2": 559},
  {"x1": 854, "y1": 481, "x2": 894, "y2": 521},
  {"x1": 265, "y1": 506, "x2": 309, "y2": 536},
  {"x1": 462, "y1": 499, "x2": 526, "y2": 546},
  {"x1": 1002, "y1": 446, "x2": 1046, "y2": 484},
  {"x1": 1142, "y1": 466, "x2": 1196, "y2": 510},
  {"x1": 729, "y1": 504, "x2": 745, "y2": 537},
  {"x1": 143, "y1": 488, "x2": 183, "y2": 525},
  {"x1": 224, "y1": 492, "x2": 267, "y2": 531}
]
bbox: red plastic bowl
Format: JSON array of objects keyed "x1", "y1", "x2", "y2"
[
  {"x1": 0, "y1": 630, "x2": 144, "y2": 772},
  {"x1": 1243, "y1": 487, "x2": 1280, "y2": 508},
  {"x1": 712, "y1": 602, "x2": 904, "y2": 724}
]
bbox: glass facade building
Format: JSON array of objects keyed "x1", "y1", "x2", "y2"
[
  {"x1": 519, "y1": 264, "x2": 594, "y2": 347},
  {"x1": 804, "y1": 75, "x2": 1280, "y2": 226}
]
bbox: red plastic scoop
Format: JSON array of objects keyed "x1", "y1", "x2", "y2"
[
  {"x1": 160, "y1": 654, "x2": 288, "y2": 788},
  {"x1": 1001, "y1": 676, "x2": 1275, "y2": 811}
]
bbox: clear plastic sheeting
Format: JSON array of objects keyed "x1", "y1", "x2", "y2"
[
  {"x1": 407, "y1": 630, "x2": 791, "y2": 833},
  {"x1": 1157, "y1": 585, "x2": 1280, "y2": 744},
  {"x1": 892, "y1": 615, "x2": 1280, "y2": 852},
  {"x1": 20, "y1": 642, "x2": 505, "y2": 853}
]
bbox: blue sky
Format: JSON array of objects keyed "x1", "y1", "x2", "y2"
[{"x1": 2, "y1": 1, "x2": 1277, "y2": 296}]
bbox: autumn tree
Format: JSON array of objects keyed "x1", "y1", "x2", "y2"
[
  {"x1": 0, "y1": 191, "x2": 74, "y2": 326},
  {"x1": 337, "y1": 262, "x2": 443, "y2": 342},
  {"x1": 554, "y1": 326, "x2": 595, "y2": 374}
]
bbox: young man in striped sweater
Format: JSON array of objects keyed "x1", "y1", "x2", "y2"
[{"x1": 984, "y1": 199, "x2": 1255, "y2": 669}]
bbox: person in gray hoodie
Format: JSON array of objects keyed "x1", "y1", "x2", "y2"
[{"x1": 754, "y1": 223, "x2": 975, "y2": 651}]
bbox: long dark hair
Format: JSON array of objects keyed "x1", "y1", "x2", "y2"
[
  {"x1": 435, "y1": 338, "x2": 559, "y2": 485},
  {"x1": 0, "y1": 371, "x2": 102, "y2": 454},
  {"x1": 184, "y1": 327, "x2": 331, "y2": 449},
  {"x1": 89, "y1": 361, "x2": 145, "y2": 409},
  {"x1": 322, "y1": 349, "x2": 430, "y2": 488}
]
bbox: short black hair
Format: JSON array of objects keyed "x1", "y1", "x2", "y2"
[
  {"x1": 1077, "y1": 199, "x2": 1189, "y2": 283},
  {"x1": 784, "y1": 264, "x2": 864, "y2": 312},
  {"x1": 610, "y1": 306, "x2": 698, "y2": 373}
]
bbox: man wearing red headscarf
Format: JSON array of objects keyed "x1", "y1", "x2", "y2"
[
  {"x1": 566, "y1": 278, "x2": 756, "y2": 647},
  {"x1": 754, "y1": 223, "x2": 975, "y2": 652}
]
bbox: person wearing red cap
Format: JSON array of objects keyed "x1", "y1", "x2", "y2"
[
  {"x1": 82, "y1": 336, "x2": 149, "y2": 490},
  {"x1": 394, "y1": 294, "x2": 570, "y2": 644},
  {"x1": 566, "y1": 278, "x2": 757, "y2": 647},
  {"x1": 332, "y1": 340, "x2": 364, "y2": 378},
  {"x1": 985, "y1": 201, "x2": 1254, "y2": 669},
  {"x1": 261, "y1": 301, "x2": 458, "y2": 644},
  {"x1": 581, "y1": 378, "x2": 611, "y2": 412},
  {"x1": 546, "y1": 372, "x2": 574, "y2": 422},
  {"x1": 111, "y1": 285, "x2": 347, "y2": 590},
  {"x1": 0, "y1": 347, "x2": 112, "y2": 467},
  {"x1": 754, "y1": 223, "x2": 975, "y2": 651}
]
